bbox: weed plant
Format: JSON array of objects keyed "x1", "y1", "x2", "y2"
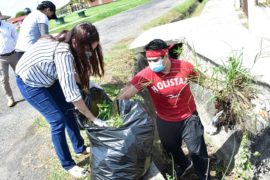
[
  {"x1": 97, "y1": 101, "x2": 124, "y2": 128},
  {"x1": 257, "y1": 0, "x2": 270, "y2": 7},
  {"x1": 199, "y1": 51, "x2": 257, "y2": 129},
  {"x1": 165, "y1": 153, "x2": 176, "y2": 180},
  {"x1": 233, "y1": 132, "x2": 254, "y2": 180}
]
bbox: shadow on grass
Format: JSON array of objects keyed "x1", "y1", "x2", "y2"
[
  {"x1": 77, "y1": 156, "x2": 90, "y2": 167},
  {"x1": 14, "y1": 98, "x2": 25, "y2": 105}
]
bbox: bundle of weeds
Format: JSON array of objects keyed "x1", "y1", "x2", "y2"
[
  {"x1": 203, "y1": 52, "x2": 256, "y2": 129},
  {"x1": 97, "y1": 101, "x2": 124, "y2": 128}
]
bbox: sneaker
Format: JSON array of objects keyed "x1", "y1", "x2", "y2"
[
  {"x1": 174, "y1": 160, "x2": 193, "y2": 178},
  {"x1": 84, "y1": 147, "x2": 91, "y2": 155},
  {"x1": 67, "y1": 165, "x2": 87, "y2": 178},
  {"x1": 7, "y1": 97, "x2": 15, "y2": 107}
]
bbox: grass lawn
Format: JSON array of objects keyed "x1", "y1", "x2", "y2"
[
  {"x1": 142, "y1": 0, "x2": 207, "y2": 30},
  {"x1": 49, "y1": 0, "x2": 150, "y2": 34}
]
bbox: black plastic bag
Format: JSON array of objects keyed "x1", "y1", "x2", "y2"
[
  {"x1": 74, "y1": 87, "x2": 112, "y2": 130},
  {"x1": 86, "y1": 99, "x2": 155, "y2": 180}
]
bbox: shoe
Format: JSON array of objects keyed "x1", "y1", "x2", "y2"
[
  {"x1": 83, "y1": 147, "x2": 91, "y2": 155},
  {"x1": 7, "y1": 97, "x2": 15, "y2": 107},
  {"x1": 174, "y1": 160, "x2": 193, "y2": 178},
  {"x1": 76, "y1": 147, "x2": 91, "y2": 155},
  {"x1": 67, "y1": 165, "x2": 87, "y2": 178}
]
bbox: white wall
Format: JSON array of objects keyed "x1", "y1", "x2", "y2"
[{"x1": 248, "y1": 3, "x2": 270, "y2": 40}]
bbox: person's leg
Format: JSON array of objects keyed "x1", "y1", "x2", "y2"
[
  {"x1": 0, "y1": 57, "x2": 13, "y2": 98},
  {"x1": 48, "y1": 81, "x2": 85, "y2": 154},
  {"x1": 15, "y1": 51, "x2": 24, "y2": 60},
  {"x1": 156, "y1": 116, "x2": 190, "y2": 168},
  {"x1": 7, "y1": 53, "x2": 18, "y2": 106},
  {"x1": 8, "y1": 53, "x2": 19, "y2": 71},
  {"x1": 182, "y1": 112, "x2": 210, "y2": 180},
  {"x1": 16, "y1": 76, "x2": 76, "y2": 170}
]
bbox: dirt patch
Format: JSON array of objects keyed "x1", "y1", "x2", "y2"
[{"x1": 0, "y1": 124, "x2": 53, "y2": 179}]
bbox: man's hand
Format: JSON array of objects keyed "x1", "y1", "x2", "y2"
[{"x1": 93, "y1": 118, "x2": 108, "y2": 127}]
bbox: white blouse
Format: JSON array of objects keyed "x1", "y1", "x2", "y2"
[{"x1": 16, "y1": 39, "x2": 82, "y2": 102}]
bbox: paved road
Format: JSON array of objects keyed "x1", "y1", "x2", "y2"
[
  {"x1": 0, "y1": 0, "x2": 184, "y2": 179},
  {"x1": 96, "y1": 0, "x2": 184, "y2": 51}
]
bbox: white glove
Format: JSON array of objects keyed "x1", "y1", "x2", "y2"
[
  {"x1": 89, "y1": 81, "x2": 103, "y2": 89},
  {"x1": 93, "y1": 118, "x2": 108, "y2": 127}
]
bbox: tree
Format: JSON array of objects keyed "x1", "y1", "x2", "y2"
[{"x1": 15, "y1": 11, "x2": 25, "y2": 18}]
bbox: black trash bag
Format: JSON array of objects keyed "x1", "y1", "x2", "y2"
[
  {"x1": 74, "y1": 87, "x2": 112, "y2": 130},
  {"x1": 86, "y1": 99, "x2": 155, "y2": 180}
]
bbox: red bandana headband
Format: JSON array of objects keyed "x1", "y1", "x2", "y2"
[
  {"x1": 145, "y1": 44, "x2": 174, "y2": 58},
  {"x1": 146, "y1": 49, "x2": 168, "y2": 58}
]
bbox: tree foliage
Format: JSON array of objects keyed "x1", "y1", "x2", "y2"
[{"x1": 15, "y1": 11, "x2": 25, "y2": 18}]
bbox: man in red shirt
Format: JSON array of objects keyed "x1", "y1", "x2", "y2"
[{"x1": 118, "y1": 39, "x2": 210, "y2": 179}]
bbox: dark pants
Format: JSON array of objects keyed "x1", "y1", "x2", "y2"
[
  {"x1": 16, "y1": 76, "x2": 85, "y2": 170},
  {"x1": 156, "y1": 112, "x2": 210, "y2": 180}
]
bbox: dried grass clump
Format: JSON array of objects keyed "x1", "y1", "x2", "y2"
[{"x1": 203, "y1": 52, "x2": 257, "y2": 129}]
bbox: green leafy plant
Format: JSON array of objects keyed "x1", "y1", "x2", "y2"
[
  {"x1": 173, "y1": 47, "x2": 183, "y2": 57},
  {"x1": 132, "y1": 94, "x2": 144, "y2": 103},
  {"x1": 234, "y1": 132, "x2": 254, "y2": 180},
  {"x1": 202, "y1": 51, "x2": 256, "y2": 129},
  {"x1": 97, "y1": 101, "x2": 124, "y2": 128},
  {"x1": 107, "y1": 115, "x2": 124, "y2": 128},
  {"x1": 15, "y1": 11, "x2": 26, "y2": 17},
  {"x1": 97, "y1": 100, "x2": 114, "y2": 120},
  {"x1": 165, "y1": 153, "x2": 176, "y2": 180}
]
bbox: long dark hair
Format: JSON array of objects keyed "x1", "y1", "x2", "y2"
[{"x1": 54, "y1": 22, "x2": 104, "y2": 90}]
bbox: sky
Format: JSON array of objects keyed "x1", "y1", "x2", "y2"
[{"x1": 0, "y1": 0, "x2": 70, "y2": 17}]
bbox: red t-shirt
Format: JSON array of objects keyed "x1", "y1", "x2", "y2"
[{"x1": 130, "y1": 58, "x2": 197, "y2": 122}]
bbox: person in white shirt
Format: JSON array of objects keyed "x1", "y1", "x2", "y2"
[
  {"x1": 16, "y1": 22, "x2": 107, "y2": 178},
  {"x1": 15, "y1": 1, "x2": 57, "y2": 59},
  {"x1": 0, "y1": 13, "x2": 18, "y2": 107}
]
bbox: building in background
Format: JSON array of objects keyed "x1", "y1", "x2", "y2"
[
  {"x1": 8, "y1": 16, "x2": 26, "y2": 30},
  {"x1": 0, "y1": 11, "x2": 11, "y2": 21},
  {"x1": 86, "y1": 0, "x2": 114, "y2": 7},
  {"x1": 57, "y1": 0, "x2": 114, "y2": 16}
]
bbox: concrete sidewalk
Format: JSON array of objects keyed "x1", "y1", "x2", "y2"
[{"x1": 130, "y1": 0, "x2": 270, "y2": 87}]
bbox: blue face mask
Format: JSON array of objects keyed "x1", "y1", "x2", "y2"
[{"x1": 149, "y1": 58, "x2": 165, "y2": 72}]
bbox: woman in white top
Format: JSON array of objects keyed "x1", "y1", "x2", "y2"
[
  {"x1": 15, "y1": 1, "x2": 57, "y2": 59},
  {"x1": 16, "y1": 22, "x2": 106, "y2": 178}
]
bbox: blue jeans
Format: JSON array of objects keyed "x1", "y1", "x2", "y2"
[{"x1": 16, "y1": 76, "x2": 85, "y2": 170}]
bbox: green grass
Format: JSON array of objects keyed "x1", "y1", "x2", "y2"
[
  {"x1": 46, "y1": 129, "x2": 90, "y2": 180},
  {"x1": 33, "y1": 116, "x2": 49, "y2": 131},
  {"x1": 49, "y1": 0, "x2": 150, "y2": 34},
  {"x1": 191, "y1": 0, "x2": 209, "y2": 17},
  {"x1": 258, "y1": 0, "x2": 270, "y2": 6},
  {"x1": 92, "y1": 38, "x2": 136, "y2": 87},
  {"x1": 33, "y1": 116, "x2": 90, "y2": 180},
  {"x1": 142, "y1": 0, "x2": 200, "y2": 30}
]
